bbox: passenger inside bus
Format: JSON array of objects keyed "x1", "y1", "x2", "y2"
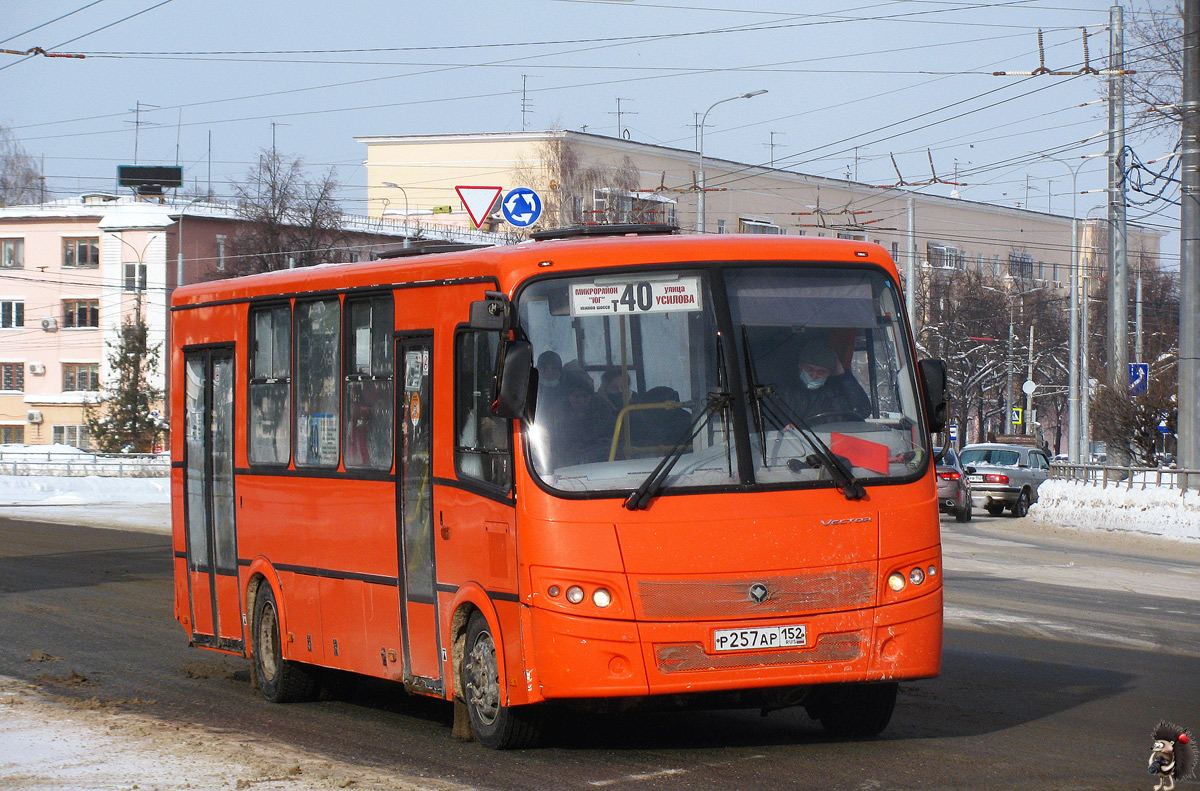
[
  {"x1": 598, "y1": 368, "x2": 630, "y2": 413},
  {"x1": 551, "y1": 369, "x2": 616, "y2": 467},
  {"x1": 784, "y1": 335, "x2": 871, "y2": 423},
  {"x1": 628, "y1": 386, "x2": 692, "y2": 450}
]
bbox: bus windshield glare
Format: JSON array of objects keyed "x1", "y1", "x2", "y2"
[{"x1": 518, "y1": 265, "x2": 927, "y2": 495}]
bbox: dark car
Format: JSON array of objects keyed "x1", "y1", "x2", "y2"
[
  {"x1": 960, "y1": 442, "x2": 1051, "y2": 518},
  {"x1": 935, "y1": 447, "x2": 972, "y2": 522}
]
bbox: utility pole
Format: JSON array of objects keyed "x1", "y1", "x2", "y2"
[
  {"x1": 1135, "y1": 273, "x2": 1143, "y2": 364},
  {"x1": 1180, "y1": 0, "x2": 1200, "y2": 480},
  {"x1": 1081, "y1": 269, "x2": 1092, "y2": 457},
  {"x1": 1107, "y1": 4, "x2": 1129, "y2": 388},
  {"x1": 1025, "y1": 324, "x2": 1035, "y2": 436}
]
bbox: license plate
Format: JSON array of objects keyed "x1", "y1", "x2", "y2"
[
  {"x1": 968, "y1": 474, "x2": 984, "y2": 482},
  {"x1": 713, "y1": 624, "x2": 807, "y2": 652}
]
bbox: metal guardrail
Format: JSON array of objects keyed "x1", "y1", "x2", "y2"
[
  {"x1": 0, "y1": 451, "x2": 169, "y2": 478},
  {"x1": 1051, "y1": 463, "x2": 1199, "y2": 494}
]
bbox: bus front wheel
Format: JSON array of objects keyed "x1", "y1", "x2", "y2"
[
  {"x1": 462, "y1": 611, "x2": 542, "y2": 749},
  {"x1": 252, "y1": 585, "x2": 319, "y2": 704},
  {"x1": 808, "y1": 681, "x2": 897, "y2": 738}
]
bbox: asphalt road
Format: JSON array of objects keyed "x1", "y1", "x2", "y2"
[{"x1": 1, "y1": 510, "x2": 1197, "y2": 791}]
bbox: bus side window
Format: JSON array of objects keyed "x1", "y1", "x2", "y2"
[
  {"x1": 295, "y1": 298, "x2": 341, "y2": 468},
  {"x1": 455, "y1": 330, "x2": 512, "y2": 490},
  {"x1": 343, "y1": 295, "x2": 394, "y2": 471},
  {"x1": 248, "y1": 304, "x2": 291, "y2": 465}
]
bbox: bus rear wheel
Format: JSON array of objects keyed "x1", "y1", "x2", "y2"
[
  {"x1": 252, "y1": 585, "x2": 319, "y2": 704},
  {"x1": 462, "y1": 611, "x2": 542, "y2": 749},
  {"x1": 808, "y1": 682, "x2": 897, "y2": 738}
]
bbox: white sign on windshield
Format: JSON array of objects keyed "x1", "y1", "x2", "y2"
[{"x1": 570, "y1": 277, "x2": 702, "y2": 317}]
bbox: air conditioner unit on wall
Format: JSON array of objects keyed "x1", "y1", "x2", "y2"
[
  {"x1": 26, "y1": 410, "x2": 43, "y2": 424},
  {"x1": 28, "y1": 362, "x2": 45, "y2": 376},
  {"x1": 41, "y1": 317, "x2": 57, "y2": 331}
]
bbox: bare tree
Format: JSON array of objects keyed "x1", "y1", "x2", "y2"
[
  {"x1": 0, "y1": 125, "x2": 41, "y2": 206},
  {"x1": 221, "y1": 148, "x2": 348, "y2": 277},
  {"x1": 1125, "y1": 2, "x2": 1183, "y2": 142}
]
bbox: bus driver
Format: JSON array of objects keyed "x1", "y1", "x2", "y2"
[{"x1": 787, "y1": 336, "x2": 871, "y2": 423}]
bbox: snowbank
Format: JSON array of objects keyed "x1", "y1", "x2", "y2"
[
  {"x1": 1029, "y1": 478, "x2": 1200, "y2": 542},
  {"x1": 0, "y1": 475, "x2": 169, "y2": 506}
]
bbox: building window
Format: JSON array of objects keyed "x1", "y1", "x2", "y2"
[
  {"x1": 1, "y1": 363, "x2": 24, "y2": 392},
  {"x1": 0, "y1": 426, "x2": 23, "y2": 444},
  {"x1": 216, "y1": 234, "x2": 227, "y2": 272},
  {"x1": 1, "y1": 299, "x2": 23, "y2": 328},
  {"x1": 63, "y1": 299, "x2": 99, "y2": 328},
  {"x1": 249, "y1": 304, "x2": 291, "y2": 466},
  {"x1": 52, "y1": 424, "x2": 91, "y2": 450},
  {"x1": 716, "y1": 219, "x2": 726, "y2": 234},
  {"x1": 124, "y1": 261, "x2": 147, "y2": 292},
  {"x1": 63, "y1": 363, "x2": 100, "y2": 392},
  {"x1": 1, "y1": 239, "x2": 23, "y2": 268},
  {"x1": 891, "y1": 242, "x2": 900, "y2": 262},
  {"x1": 63, "y1": 238, "x2": 100, "y2": 268}
]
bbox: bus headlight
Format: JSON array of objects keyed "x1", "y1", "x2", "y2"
[
  {"x1": 887, "y1": 572, "x2": 906, "y2": 592},
  {"x1": 592, "y1": 588, "x2": 612, "y2": 608},
  {"x1": 566, "y1": 585, "x2": 585, "y2": 604},
  {"x1": 909, "y1": 567, "x2": 925, "y2": 586}
]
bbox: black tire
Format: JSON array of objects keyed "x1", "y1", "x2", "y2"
[
  {"x1": 1008, "y1": 490, "x2": 1029, "y2": 518},
  {"x1": 809, "y1": 682, "x2": 898, "y2": 738},
  {"x1": 955, "y1": 500, "x2": 973, "y2": 523},
  {"x1": 462, "y1": 611, "x2": 543, "y2": 749},
  {"x1": 985, "y1": 503, "x2": 1005, "y2": 517},
  {"x1": 252, "y1": 584, "x2": 320, "y2": 704}
]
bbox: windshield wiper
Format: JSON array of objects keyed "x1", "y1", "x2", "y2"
[
  {"x1": 740, "y1": 326, "x2": 771, "y2": 467},
  {"x1": 624, "y1": 391, "x2": 732, "y2": 511},
  {"x1": 757, "y1": 390, "x2": 867, "y2": 501}
]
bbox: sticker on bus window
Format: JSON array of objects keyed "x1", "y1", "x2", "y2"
[
  {"x1": 570, "y1": 277, "x2": 702, "y2": 317},
  {"x1": 405, "y1": 352, "x2": 423, "y2": 390}
]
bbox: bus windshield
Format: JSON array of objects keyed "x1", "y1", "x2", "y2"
[{"x1": 518, "y1": 265, "x2": 927, "y2": 495}]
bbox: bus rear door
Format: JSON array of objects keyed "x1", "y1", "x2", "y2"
[{"x1": 182, "y1": 348, "x2": 243, "y2": 652}]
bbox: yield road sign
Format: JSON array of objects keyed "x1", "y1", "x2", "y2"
[
  {"x1": 455, "y1": 186, "x2": 502, "y2": 229},
  {"x1": 502, "y1": 187, "x2": 542, "y2": 227},
  {"x1": 1129, "y1": 362, "x2": 1149, "y2": 395}
]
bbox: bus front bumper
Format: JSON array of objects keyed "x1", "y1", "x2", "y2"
[{"x1": 527, "y1": 590, "x2": 941, "y2": 701}]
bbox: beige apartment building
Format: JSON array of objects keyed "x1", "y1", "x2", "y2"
[{"x1": 358, "y1": 130, "x2": 1164, "y2": 304}]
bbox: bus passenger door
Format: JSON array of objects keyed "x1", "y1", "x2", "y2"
[
  {"x1": 396, "y1": 335, "x2": 442, "y2": 691},
  {"x1": 182, "y1": 349, "x2": 243, "y2": 653}
]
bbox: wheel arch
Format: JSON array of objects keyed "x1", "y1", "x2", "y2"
[{"x1": 448, "y1": 582, "x2": 505, "y2": 706}]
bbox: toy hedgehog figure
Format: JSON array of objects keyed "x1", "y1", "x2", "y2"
[{"x1": 1149, "y1": 720, "x2": 1197, "y2": 791}]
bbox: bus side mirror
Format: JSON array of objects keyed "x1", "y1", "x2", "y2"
[
  {"x1": 491, "y1": 340, "x2": 534, "y2": 420},
  {"x1": 469, "y1": 296, "x2": 508, "y2": 331},
  {"x1": 918, "y1": 358, "x2": 947, "y2": 433}
]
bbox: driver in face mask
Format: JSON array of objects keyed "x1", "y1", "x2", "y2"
[{"x1": 788, "y1": 336, "x2": 871, "y2": 423}]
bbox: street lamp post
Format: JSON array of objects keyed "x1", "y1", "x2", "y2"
[
  {"x1": 381, "y1": 182, "x2": 411, "y2": 248},
  {"x1": 1037, "y1": 153, "x2": 1091, "y2": 462},
  {"x1": 696, "y1": 90, "x2": 767, "y2": 234}
]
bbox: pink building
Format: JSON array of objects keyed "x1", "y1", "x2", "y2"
[{"x1": 0, "y1": 194, "x2": 439, "y2": 448}]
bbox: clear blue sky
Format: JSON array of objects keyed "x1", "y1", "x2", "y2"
[{"x1": 0, "y1": 0, "x2": 1178, "y2": 260}]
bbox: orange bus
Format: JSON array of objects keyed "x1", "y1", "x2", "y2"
[{"x1": 171, "y1": 225, "x2": 947, "y2": 749}]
